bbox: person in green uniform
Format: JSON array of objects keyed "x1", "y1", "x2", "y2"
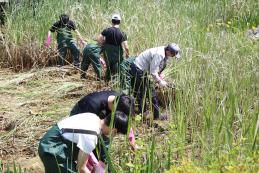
[
  {"x1": 44, "y1": 14, "x2": 84, "y2": 67},
  {"x1": 80, "y1": 40, "x2": 102, "y2": 80},
  {"x1": 119, "y1": 56, "x2": 136, "y2": 94},
  {"x1": 69, "y1": 90, "x2": 135, "y2": 166},
  {"x1": 97, "y1": 14, "x2": 129, "y2": 82},
  {"x1": 38, "y1": 111, "x2": 129, "y2": 173}
]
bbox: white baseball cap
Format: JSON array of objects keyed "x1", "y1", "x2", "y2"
[
  {"x1": 112, "y1": 14, "x2": 121, "y2": 21},
  {"x1": 167, "y1": 43, "x2": 181, "y2": 59}
]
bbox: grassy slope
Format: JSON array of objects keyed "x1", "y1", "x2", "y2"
[{"x1": 1, "y1": 0, "x2": 259, "y2": 172}]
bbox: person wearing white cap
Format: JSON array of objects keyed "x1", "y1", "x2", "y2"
[
  {"x1": 129, "y1": 43, "x2": 181, "y2": 120},
  {"x1": 97, "y1": 13, "x2": 129, "y2": 82}
]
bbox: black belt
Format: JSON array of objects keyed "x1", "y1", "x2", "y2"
[{"x1": 61, "y1": 128, "x2": 98, "y2": 136}]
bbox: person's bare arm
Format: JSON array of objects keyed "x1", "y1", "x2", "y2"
[
  {"x1": 97, "y1": 34, "x2": 105, "y2": 45},
  {"x1": 77, "y1": 149, "x2": 91, "y2": 173},
  {"x1": 74, "y1": 29, "x2": 86, "y2": 45},
  {"x1": 122, "y1": 41, "x2": 129, "y2": 58}
]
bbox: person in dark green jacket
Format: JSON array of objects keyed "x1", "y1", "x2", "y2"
[
  {"x1": 80, "y1": 40, "x2": 103, "y2": 80},
  {"x1": 44, "y1": 14, "x2": 84, "y2": 67},
  {"x1": 97, "y1": 14, "x2": 129, "y2": 82}
]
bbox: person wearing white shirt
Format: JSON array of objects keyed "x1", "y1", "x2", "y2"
[
  {"x1": 38, "y1": 111, "x2": 128, "y2": 173},
  {"x1": 129, "y1": 43, "x2": 181, "y2": 120}
]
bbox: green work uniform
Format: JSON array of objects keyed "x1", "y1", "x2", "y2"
[
  {"x1": 81, "y1": 42, "x2": 102, "y2": 80},
  {"x1": 50, "y1": 20, "x2": 80, "y2": 67},
  {"x1": 38, "y1": 114, "x2": 101, "y2": 173},
  {"x1": 119, "y1": 56, "x2": 136, "y2": 94},
  {"x1": 103, "y1": 44, "x2": 124, "y2": 81},
  {"x1": 101, "y1": 26, "x2": 127, "y2": 82},
  {"x1": 38, "y1": 124, "x2": 79, "y2": 173}
]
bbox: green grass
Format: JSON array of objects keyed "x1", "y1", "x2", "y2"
[{"x1": 1, "y1": 0, "x2": 259, "y2": 172}]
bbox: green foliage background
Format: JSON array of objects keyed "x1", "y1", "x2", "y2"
[{"x1": 1, "y1": 0, "x2": 258, "y2": 172}]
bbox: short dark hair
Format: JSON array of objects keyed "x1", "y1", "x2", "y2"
[
  {"x1": 104, "y1": 111, "x2": 128, "y2": 134},
  {"x1": 115, "y1": 94, "x2": 135, "y2": 116},
  {"x1": 60, "y1": 14, "x2": 69, "y2": 25},
  {"x1": 112, "y1": 19, "x2": 120, "y2": 25}
]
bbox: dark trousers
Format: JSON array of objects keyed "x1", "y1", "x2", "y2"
[
  {"x1": 103, "y1": 44, "x2": 124, "y2": 82},
  {"x1": 58, "y1": 42, "x2": 80, "y2": 66},
  {"x1": 129, "y1": 63, "x2": 160, "y2": 119},
  {"x1": 81, "y1": 44, "x2": 102, "y2": 79}
]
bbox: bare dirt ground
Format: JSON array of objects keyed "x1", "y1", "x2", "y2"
[
  {"x1": 0, "y1": 66, "x2": 173, "y2": 172},
  {"x1": 0, "y1": 66, "x2": 110, "y2": 172}
]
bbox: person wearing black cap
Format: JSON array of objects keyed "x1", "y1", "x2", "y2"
[
  {"x1": 129, "y1": 43, "x2": 181, "y2": 120},
  {"x1": 97, "y1": 14, "x2": 129, "y2": 82},
  {"x1": 44, "y1": 14, "x2": 84, "y2": 67}
]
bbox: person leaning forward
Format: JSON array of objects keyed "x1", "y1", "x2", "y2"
[
  {"x1": 70, "y1": 90, "x2": 134, "y2": 118},
  {"x1": 44, "y1": 14, "x2": 84, "y2": 67},
  {"x1": 38, "y1": 112, "x2": 129, "y2": 173},
  {"x1": 80, "y1": 40, "x2": 103, "y2": 80},
  {"x1": 97, "y1": 14, "x2": 129, "y2": 82},
  {"x1": 69, "y1": 90, "x2": 135, "y2": 164},
  {"x1": 129, "y1": 43, "x2": 181, "y2": 120}
]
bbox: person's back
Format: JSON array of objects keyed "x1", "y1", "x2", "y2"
[
  {"x1": 58, "y1": 113, "x2": 100, "y2": 153},
  {"x1": 38, "y1": 113, "x2": 101, "y2": 173},
  {"x1": 102, "y1": 27, "x2": 127, "y2": 46},
  {"x1": 81, "y1": 41, "x2": 102, "y2": 80},
  {"x1": 39, "y1": 112, "x2": 129, "y2": 173},
  {"x1": 134, "y1": 46, "x2": 165, "y2": 73},
  {"x1": 98, "y1": 14, "x2": 129, "y2": 81},
  {"x1": 71, "y1": 90, "x2": 119, "y2": 118}
]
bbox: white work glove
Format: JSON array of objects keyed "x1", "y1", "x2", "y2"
[{"x1": 159, "y1": 80, "x2": 168, "y2": 87}]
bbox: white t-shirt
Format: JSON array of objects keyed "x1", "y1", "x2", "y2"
[
  {"x1": 57, "y1": 113, "x2": 101, "y2": 154},
  {"x1": 134, "y1": 46, "x2": 166, "y2": 75}
]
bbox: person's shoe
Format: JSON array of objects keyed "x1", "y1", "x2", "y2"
[{"x1": 73, "y1": 62, "x2": 80, "y2": 68}]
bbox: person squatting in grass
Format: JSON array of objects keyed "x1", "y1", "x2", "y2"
[
  {"x1": 69, "y1": 90, "x2": 136, "y2": 164},
  {"x1": 97, "y1": 14, "x2": 129, "y2": 82},
  {"x1": 44, "y1": 14, "x2": 84, "y2": 67},
  {"x1": 80, "y1": 39, "x2": 106, "y2": 81},
  {"x1": 129, "y1": 43, "x2": 181, "y2": 120},
  {"x1": 38, "y1": 111, "x2": 128, "y2": 173}
]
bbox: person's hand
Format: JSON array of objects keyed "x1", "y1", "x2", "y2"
[
  {"x1": 80, "y1": 39, "x2": 87, "y2": 48},
  {"x1": 159, "y1": 80, "x2": 168, "y2": 87},
  {"x1": 128, "y1": 128, "x2": 139, "y2": 151},
  {"x1": 159, "y1": 73, "x2": 165, "y2": 80},
  {"x1": 44, "y1": 35, "x2": 51, "y2": 48},
  {"x1": 100, "y1": 57, "x2": 106, "y2": 67},
  {"x1": 94, "y1": 161, "x2": 105, "y2": 173}
]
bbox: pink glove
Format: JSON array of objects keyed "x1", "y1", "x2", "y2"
[
  {"x1": 86, "y1": 152, "x2": 98, "y2": 172},
  {"x1": 44, "y1": 35, "x2": 52, "y2": 48},
  {"x1": 100, "y1": 58, "x2": 106, "y2": 67},
  {"x1": 159, "y1": 80, "x2": 168, "y2": 87},
  {"x1": 128, "y1": 128, "x2": 135, "y2": 145},
  {"x1": 80, "y1": 39, "x2": 87, "y2": 47},
  {"x1": 159, "y1": 73, "x2": 165, "y2": 80},
  {"x1": 94, "y1": 161, "x2": 105, "y2": 173}
]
